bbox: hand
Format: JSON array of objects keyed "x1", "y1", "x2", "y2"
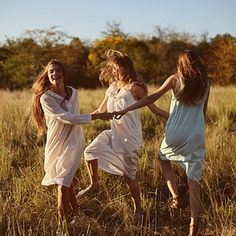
[{"x1": 113, "y1": 110, "x2": 127, "y2": 119}]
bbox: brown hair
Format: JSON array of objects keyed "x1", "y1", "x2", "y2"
[
  {"x1": 99, "y1": 49, "x2": 147, "y2": 92},
  {"x1": 31, "y1": 59, "x2": 66, "y2": 135},
  {"x1": 175, "y1": 50, "x2": 208, "y2": 105}
]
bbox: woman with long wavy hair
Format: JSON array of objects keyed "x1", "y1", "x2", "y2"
[
  {"x1": 77, "y1": 50, "x2": 168, "y2": 225},
  {"x1": 115, "y1": 50, "x2": 210, "y2": 235},
  {"x1": 31, "y1": 59, "x2": 113, "y2": 232}
]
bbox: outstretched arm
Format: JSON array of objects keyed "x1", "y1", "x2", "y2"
[
  {"x1": 115, "y1": 75, "x2": 174, "y2": 118},
  {"x1": 91, "y1": 95, "x2": 114, "y2": 120},
  {"x1": 147, "y1": 104, "x2": 169, "y2": 119},
  {"x1": 91, "y1": 112, "x2": 114, "y2": 120},
  {"x1": 91, "y1": 93, "x2": 114, "y2": 120},
  {"x1": 130, "y1": 83, "x2": 169, "y2": 119},
  {"x1": 92, "y1": 96, "x2": 108, "y2": 113},
  {"x1": 40, "y1": 95, "x2": 92, "y2": 125}
]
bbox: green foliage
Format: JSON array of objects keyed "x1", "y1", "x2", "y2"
[
  {"x1": 0, "y1": 27, "x2": 236, "y2": 90},
  {"x1": 206, "y1": 34, "x2": 236, "y2": 85}
]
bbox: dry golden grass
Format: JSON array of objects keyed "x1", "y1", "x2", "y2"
[{"x1": 0, "y1": 86, "x2": 235, "y2": 235}]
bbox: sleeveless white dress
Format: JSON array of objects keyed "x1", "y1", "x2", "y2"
[
  {"x1": 84, "y1": 82, "x2": 142, "y2": 180},
  {"x1": 40, "y1": 87, "x2": 91, "y2": 187},
  {"x1": 159, "y1": 87, "x2": 209, "y2": 182}
]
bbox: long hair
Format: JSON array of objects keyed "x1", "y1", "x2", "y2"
[
  {"x1": 99, "y1": 49, "x2": 147, "y2": 92},
  {"x1": 31, "y1": 59, "x2": 66, "y2": 135},
  {"x1": 175, "y1": 50, "x2": 208, "y2": 105}
]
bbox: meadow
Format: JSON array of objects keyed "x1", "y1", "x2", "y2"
[{"x1": 0, "y1": 86, "x2": 235, "y2": 236}]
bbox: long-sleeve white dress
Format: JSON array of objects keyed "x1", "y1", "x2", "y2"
[
  {"x1": 84, "y1": 82, "x2": 142, "y2": 180},
  {"x1": 40, "y1": 87, "x2": 91, "y2": 187}
]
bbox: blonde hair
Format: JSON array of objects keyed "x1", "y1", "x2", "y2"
[
  {"x1": 31, "y1": 59, "x2": 66, "y2": 135},
  {"x1": 99, "y1": 49, "x2": 147, "y2": 92},
  {"x1": 175, "y1": 50, "x2": 208, "y2": 105}
]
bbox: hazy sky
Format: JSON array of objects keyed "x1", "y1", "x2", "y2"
[{"x1": 0, "y1": 0, "x2": 235, "y2": 43}]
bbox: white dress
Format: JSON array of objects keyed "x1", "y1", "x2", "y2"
[
  {"x1": 84, "y1": 82, "x2": 142, "y2": 180},
  {"x1": 159, "y1": 87, "x2": 209, "y2": 182},
  {"x1": 40, "y1": 87, "x2": 91, "y2": 187}
]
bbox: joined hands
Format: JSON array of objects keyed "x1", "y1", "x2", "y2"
[
  {"x1": 113, "y1": 110, "x2": 127, "y2": 119},
  {"x1": 92, "y1": 110, "x2": 127, "y2": 120}
]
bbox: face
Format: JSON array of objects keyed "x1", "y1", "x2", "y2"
[{"x1": 47, "y1": 64, "x2": 64, "y2": 87}]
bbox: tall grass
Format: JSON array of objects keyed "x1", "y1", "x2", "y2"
[{"x1": 0, "y1": 86, "x2": 235, "y2": 235}]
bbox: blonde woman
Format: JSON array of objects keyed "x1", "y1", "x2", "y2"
[{"x1": 77, "y1": 50, "x2": 168, "y2": 225}]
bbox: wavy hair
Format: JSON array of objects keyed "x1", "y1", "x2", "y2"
[
  {"x1": 175, "y1": 50, "x2": 208, "y2": 105},
  {"x1": 99, "y1": 49, "x2": 147, "y2": 93},
  {"x1": 31, "y1": 59, "x2": 66, "y2": 135}
]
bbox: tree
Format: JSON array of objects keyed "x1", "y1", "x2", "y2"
[
  {"x1": 0, "y1": 45, "x2": 11, "y2": 88},
  {"x1": 124, "y1": 36, "x2": 154, "y2": 83},
  {"x1": 206, "y1": 34, "x2": 236, "y2": 85},
  {"x1": 2, "y1": 38, "x2": 39, "y2": 89},
  {"x1": 62, "y1": 38, "x2": 92, "y2": 88}
]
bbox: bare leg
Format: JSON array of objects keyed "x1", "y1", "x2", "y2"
[
  {"x1": 57, "y1": 185, "x2": 72, "y2": 225},
  {"x1": 69, "y1": 183, "x2": 79, "y2": 214},
  {"x1": 86, "y1": 159, "x2": 100, "y2": 187},
  {"x1": 187, "y1": 178, "x2": 200, "y2": 226},
  {"x1": 77, "y1": 159, "x2": 100, "y2": 197},
  {"x1": 123, "y1": 175, "x2": 142, "y2": 212},
  {"x1": 160, "y1": 159, "x2": 179, "y2": 198}
]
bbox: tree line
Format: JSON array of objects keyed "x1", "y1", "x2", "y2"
[{"x1": 0, "y1": 25, "x2": 236, "y2": 89}]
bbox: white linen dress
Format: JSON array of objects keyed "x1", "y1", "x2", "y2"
[
  {"x1": 40, "y1": 87, "x2": 91, "y2": 187},
  {"x1": 84, "y1": 82, "x2": 142, "y2": 180},
  {"x1": 159, "y1": 87, "x2": 209, "y2": 182}
]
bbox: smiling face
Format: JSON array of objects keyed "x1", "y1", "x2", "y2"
[{"x1": 47, "y1": 64, "x2": 64, "y2": 88}]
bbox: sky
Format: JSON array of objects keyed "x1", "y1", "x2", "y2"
[{"x1": 0, "y1": 0, "x2": 235, "y2": 43}]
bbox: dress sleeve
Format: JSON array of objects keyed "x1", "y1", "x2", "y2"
[{"x1": 40, "y1": 95, "x2": 92, "y2": 125}]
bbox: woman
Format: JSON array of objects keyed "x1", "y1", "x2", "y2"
[
  {"x1": 31, "y1": 59, "x2": 113, "y2": 231},
  {"x1": 77, "y1": 50, "x2": 168, "y2": 225},
  {"x1": 114, "y1": 50, "x2": 210, "y2": 235}
]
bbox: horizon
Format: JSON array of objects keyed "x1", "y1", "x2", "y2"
[{"x1": 1, "y1": 0, "x2": 235, "y2": 43}]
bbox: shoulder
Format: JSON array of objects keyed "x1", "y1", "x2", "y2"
[
  {"x1": 167, "y1": 74, "x2": 178, "y2": 84},
  {"x1": 68, "y1": 86, "x2": 78, "y2": 95},
  {"x1": 40, "y1": 90, "x2": 50, "y2": 101},
  {"x1": 163, "y1": 74, "x2": 178, "y2": 90},
  {"x1": 106, "y1": 81, "x2": 118, "y2": 96},
  {"x1": 40, "y1": 91, "x2": 55, "y2": 105},
  {"x1": 67, "y1": 86, "x2": 78, "y2": 100},
  {"x1": 109, "y1": 81, "x2": 118, "y2": 90}
]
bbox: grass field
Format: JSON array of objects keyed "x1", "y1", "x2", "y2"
[{"x1": 0, "y1": 86, "x2": 236, "y2": 235}]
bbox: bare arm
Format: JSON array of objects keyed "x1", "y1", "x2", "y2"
[
  {"x1": 130, "y1": 83, "x2": 169, "y2": 119},
  {"x1": 115, "y1": 75, "x2": 175, "y2": 118},
  {"x1": 92, "y1": 96, "x2": 108, "y2": 113},
  {"x1": 91, "y1": 112, "x2": 114, "y2": 120},
  {"x1": 91, "y1": 92, "x2": 115, "y2": 120},
  {"x1": 147, "y1": 104, "x2": 169, "y2": 119}
]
